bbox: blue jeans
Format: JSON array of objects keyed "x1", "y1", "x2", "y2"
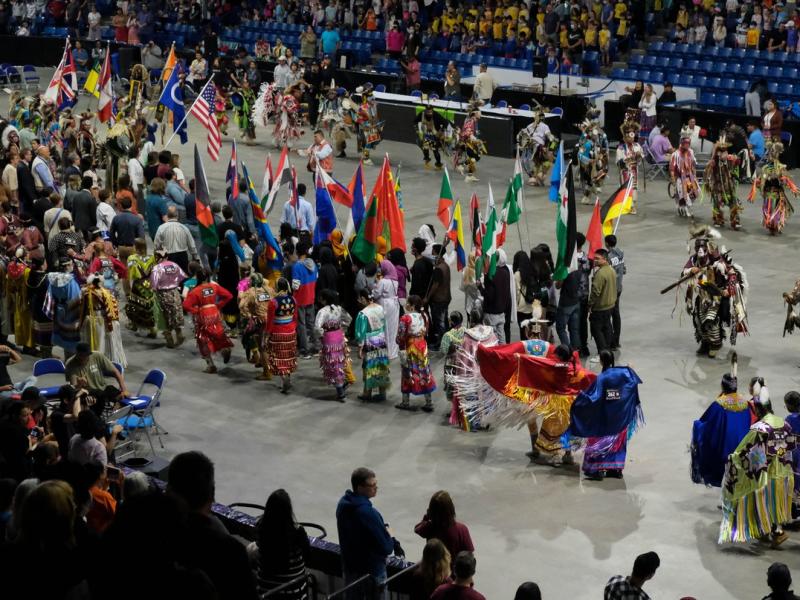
[
  {"x1": 556, "y1": 303, "x2": 581, "y2": 350},
  {"x1": 0, "y1": 376, "x2": 38, "y2": 400}
]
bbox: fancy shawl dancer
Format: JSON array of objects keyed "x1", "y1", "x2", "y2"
[
  {"x1": 704, "y1": 135, "x2": 742, "y2": 229},
  {"x1": 720, "y1": 390, "x2": 797, "y2": 546},
  {"x1": 674, "y1": 225, "x2": 749, "y2": 358},
  {"x1": 615, "y1": 117, "x2": 644, "y2": 214},
  {"x1": 518, "y1": 106, "x2": 557, "y2": 186},
  {"x1": 749, "y1": 140, "x2": 798, "y2": 235},
  {"x1": 669, "y1": 127, "x2": 699, "y2": 218},
  {"x1": 453, "y1": 341, "x2": 595, "y2": 465},
  {"x1": 568, "y1": 350, "x2": 644, "y2": 481},
  {"x1": 354, "y1": 83, "x2": 382, "y2": 165},
  {"x1": 690, "y1": 355, "x2": 752, "y2": 488},
  {"x1": 182, "y1": 268, "x2": 234, "y2": 374},
  {"x1": 269, "y1": 84, "x2": 304, "y2": 149}
]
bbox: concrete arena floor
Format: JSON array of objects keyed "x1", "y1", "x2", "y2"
[{"x1": 13, "y1": 110, "x2": 800, "y2": 598}]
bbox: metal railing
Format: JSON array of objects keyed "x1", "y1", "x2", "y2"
[
  {"x1": 261, "y1": 573, "x2": 318, "y2": 600},
  {"x1": 325, "y1": 574, "x2": 374, "y2": 600},
  {"x1": 384, "y1": 564, "x2": 416, "y2": 600}
]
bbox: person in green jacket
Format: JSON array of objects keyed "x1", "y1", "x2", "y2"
[{"x1": 588, "y1": 249, "x2": 617, "y2": 363}]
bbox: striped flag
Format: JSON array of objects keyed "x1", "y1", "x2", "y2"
[
  {"x1": 265, "y1": 147, "x2": 294, "y2": 215},
  {"x1": 447, "y1": 200, "x2": 467, "y2": 271},
  {"x1": 189, "y1": 81, "x2": 222, "y2": 161},
  {"x1": 554, "y1": 164, "x2": 577, "y2": 281},
  {"x1": 260, "y1": 155, "x2": 273, "y2": 203},
  {"x1": 43, "y1": 39, "x2": 78, "y2": 110},
  {"x1": 600, "y1": 178, "x2": 635, "y2": 235},
  {"x1": 436, "y1": 167, "x2": 454, "y2": 228},
  {"x1": 97, "y1": 46, "x2": 114, "y2": 123},
  {"x1": 193, "y1": 144, "x2": 219, "y2": 248}
]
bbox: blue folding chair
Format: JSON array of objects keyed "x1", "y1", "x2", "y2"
[
  {"x1": 32, "y1": 358, "x2": 66, "y2": 399},
  {"x1": 375, "y1": 84, "x2": 386, "y2": 93},
  {"x1": 495, "y1": 99, "x2": 508, "y2": 108},
  {"x1": 22, "y1": 65, "x2": 39, "y2": 90},
  {"x1": 410, "y1": 89, "x2": 423, "y2": 98},
  {"x1": 118, "y1": 369, "x2": 167, "y2": 455},
  {"x1": 551, "y1": 106, "x2": 563, "y2": 116},
  {"x1": 519, "y1": 103, "x2": 531, "y2": 111}
]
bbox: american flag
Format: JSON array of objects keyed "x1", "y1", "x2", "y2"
[{"x1": 189, "y1": 82, "x2": 222, "y2": 161}]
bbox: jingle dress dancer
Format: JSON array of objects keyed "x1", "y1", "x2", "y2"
[
  {"x1": 395, "y1": 295, "x2": 436, "y2": 413},
  {"x1": 265, "y1": 277, "x2": 298, "y2": 393}
]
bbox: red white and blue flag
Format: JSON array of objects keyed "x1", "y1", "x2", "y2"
[
  {"x1": 44, "y1": 39, "x2": 78, "y2": 110},
  {"x1": 97, "y1": 45, "x2": 114, "y2": 123},
  {"x1": 189, "y1": 80, "x2": 222, "y2": 161}
]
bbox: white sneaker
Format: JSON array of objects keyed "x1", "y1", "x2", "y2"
[
  {"x1": 589, "y1": 355, "x2": 600, "y2": 363},
  {"x1": 465, "y1": 174, "x2": 480, "y2": 183}
]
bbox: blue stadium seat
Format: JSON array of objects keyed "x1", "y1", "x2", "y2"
[
  {"x1": 654, "y1": 56, "x2": 669, "y2": 68},
  {"x1": 719, "y1": 79, "x2": 735, "y2": 91},
  {"x1": 699, "y1": 91, "x2": 716, "y2": 106},
  {"x1": 648, "y1": 41, "x2": 664, "y2": 54},
  {"x1": 778, "y1": 83, "x2": 794, "y2": 97},
  {"x1": 739, "y1": 63, "x2": 755, "y2": 77},
  {"x1": 629, "y1": 54, "x2": 644, "y2": 66},
  {"x1": 773, "y1": 52, "x2": 790, "y2": 65},
  {"x1": 676, "y1": 74, "x2": 694, "y2": 87},
  {"x1": 727, "y1": 96, "x2": 745, "y2": 111},
  {"x1": 706, "y1": 77, "x2": 722, "y2": 90},
  {"x1": 712, "y1": 61, "x2": 727, "y2": 76},
  {"x1": 643, "y1": 55, "x2": 657, "y2": 67},
  {"x1": 718, "y1": 47, "x2": 733, "y2": 59},
  {"x1": 783, "y1": 67, "x2": 798, "y2": 81},
  {"x1": 662, "y1": 42, "x2": 676, "y2": 55},
  {"x1": 637, "y1": 69, "x2": 651, "y2": 81},
  {"x1": 773, "y1": 67, "x2": 785, "y2": 80},
  {"x1": 684, "y1": 59, "x2": 700, "y2": 72},
  {"x1": 733, "y1": 79, "x2": 750, "y2": 93},
  {"x1": 732, "y1": 48, "x2": 747, "y2": 60},
  {"x1": 767, "y1": 81, "x2": 779, "y2": 94},
  {"x1": 611, "y1": 66, "x2": 626, "y2": 79},
  {"x1": 699, "y1": 60, "x2": 713, "y2": 73},
  {"x1": 716, "y1": 94, "x2": 730, "y2": 107},
  {"x1": 754, "y1": 64, "x2": 769, "y2": 78},
  {"x1": 650, "y1": 71, "x2": 664, "y2": 83},
  {"x1": 621, "y1": 68, "x2": 636, "y2": 79},
  {"x1": 667, "y1": 57, "x2": 684, "y2": 70},
  {"x1": 693, "y1": 75, "x2": 707, "y2": 88}
]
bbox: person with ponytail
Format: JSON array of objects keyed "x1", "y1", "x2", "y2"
[
  {"x1": 238, "y1": 272, "x2": 274, "y2": 381},
  {"x1": 182, "y1": 268, "x2": 234, "y2": 374},
  {"x1": 314, "y1": 289, "x2": 353, "y2": 401},
  {"x1": 265, "y1": 277, "x2": 298, "y2": 392}
]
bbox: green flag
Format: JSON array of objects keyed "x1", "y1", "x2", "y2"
[
  {"x1": 351, "y1": 194, "x2": 380, "y2": 265},
  {"x1": 479, "y1": 206, "x2": 499, "y2": 278}
]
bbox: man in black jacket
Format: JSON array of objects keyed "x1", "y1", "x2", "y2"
[
  {"x1": 16, "y1": 148, "x2": 37, "y2": 219},
  {"x1": 481, "y1": 248, "x2": 512, "y2": 343},
  {"x1": 409, "y1": 237, "x2": 433, "y2": 297},
  {"x1": 71, "y1": 176, "x2": 98, "y2": 239}
]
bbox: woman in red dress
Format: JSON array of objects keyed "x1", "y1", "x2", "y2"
[
  {"x1": 265, "y1": 278, "x2": 298, "y2": 393},
  {"x1": 182, "y1": 268, "x2": 234, "y2": 373}
]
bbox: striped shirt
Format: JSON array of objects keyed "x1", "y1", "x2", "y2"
[{"x1": 153, "y1": 220, "x2": 198, "y2": 258}]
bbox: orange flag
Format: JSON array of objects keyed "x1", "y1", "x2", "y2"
[{"x1": 585, "y1": 198, "x2": 604, "y2": 260}]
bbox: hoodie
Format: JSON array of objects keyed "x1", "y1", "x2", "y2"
[
  {"x1": 292, "y1": 257, "x2": 318, "y2": 307},
  {"x1": 335, "y1": 491, "x2": 394, "y2": 578}
]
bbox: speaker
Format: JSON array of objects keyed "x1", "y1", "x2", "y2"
[
  {"x1": 122, "y1": 455, "x2": 170, "y2": 482},
  {"x1": 532, "y1": 56, "x2": 548, "y2": 79},
  {"x1": 117, "y1": 46, "x2": 141, "y2": 78}
]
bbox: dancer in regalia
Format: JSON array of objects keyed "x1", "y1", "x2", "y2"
[
  {"x1": 354, "y1": 289, "x2": 390, "y2": 403},
  {"x1": 315, "y1": 289, "x2": 353, "y2": 402},
  {"x1": 749, "y1": 140, "x2": 798, "y2": 235},
  {"x1": 182, "y1": 268, "x2": 234, "y2": 374},
  {"x1": 669, "y1": 128, "x2": 698, "y2": 218},
  {"x1": 704, "y1": 135, "x2": 742, "y2": 229}
]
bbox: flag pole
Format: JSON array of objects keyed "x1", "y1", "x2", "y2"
[
  {"x1": 163, "y1": 75, "x2": 215, "y2": 150},
  {"x1": 517, "y1": 148, "x2": 532, "y2": 249}
]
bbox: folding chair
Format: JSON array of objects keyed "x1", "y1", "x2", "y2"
[
  {"x1": 107, "y1": 404, "x2": 135, "y2": 460},
  {"x1": 643, "y1": 143, "x2": 669, "y2": 180},
  {"x1": 22, "y1": 65, "x2": 40, "y2": 91},
  {"x1": 121, "y1": 369, "x2": 168, "y2": 438},
  {"x1": 32, "y1": 358, "x2": 66, "y2": 399}
]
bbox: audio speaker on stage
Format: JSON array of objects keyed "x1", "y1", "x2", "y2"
[
  {"x1": 123, "y1": 455, "x2": 170, "y2": 482},
  {"x1": 532, "y1": 56, "x2": 548, "y2": 79},
  {"x1": 117, "y1": 47, "x2": 141, "y2": 78}
]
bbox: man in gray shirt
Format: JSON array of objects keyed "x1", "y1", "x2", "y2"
[{"x1": 605, "y1": 234, "x2": 626, "y2": 350}]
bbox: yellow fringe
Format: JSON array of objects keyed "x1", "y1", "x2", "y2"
[{"x1": 501, "y1": 370, "x2": 575, "y2": 421}]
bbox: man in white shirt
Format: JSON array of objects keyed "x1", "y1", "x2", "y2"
[
  {"x1": 473, "y1": 63, "x2": 496, "y2": 107},
  {"x1": 1, "y1": 152, "x2": 19, "y2": 207},
  {"x1": 153, "y1": 206, "x2": 199, "y2": 273},
  {"x1": 96, "y1": 190, "x2": 116, "y2": 233},
  {"x1": 127, "y1": 146, "x2": 145, "y2": 210},
  {"x1": 273, "y1": 56, "x2": 291, "y2": 89}
]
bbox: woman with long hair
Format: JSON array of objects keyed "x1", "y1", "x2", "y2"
[
  {"x1": 247, "y1": 489, "x2": 310, "y2": 600},
  {"x1": 314, "y1": 289, "x2": 352, "y2": 401},
  {"x1": 181, "y1": 267, "x2": 234, "y2": 374},
  {"x1": 354, "y1": 288, "x2": 390, "y2": 402},
  {"x1": 413, "y1": 490, "x2": 474, "y2": 561},
  {"x1": 408, "y1": 539, "x2": 451, "y2": 600},
  {"x1": 396, "y1": 295, "x2": 436, "y2": 412},
  {"x1": 374, "y1": 260, "x2": 400, "y2": 360}
]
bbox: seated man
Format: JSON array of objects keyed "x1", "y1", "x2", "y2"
[
  {"x1": 649, "y1": 126, "x2": 674, "y2": 163},
  {"x1": 65, "y1": 342, "x2": 130, "y2": 418}
]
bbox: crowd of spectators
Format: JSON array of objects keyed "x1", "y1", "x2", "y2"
[
  {"x1": 667, "y1": 0, "x2": 800, "y2": 52},
  {"x1": 0, "y1": 388, "x2": 797, "y2": 600}
]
